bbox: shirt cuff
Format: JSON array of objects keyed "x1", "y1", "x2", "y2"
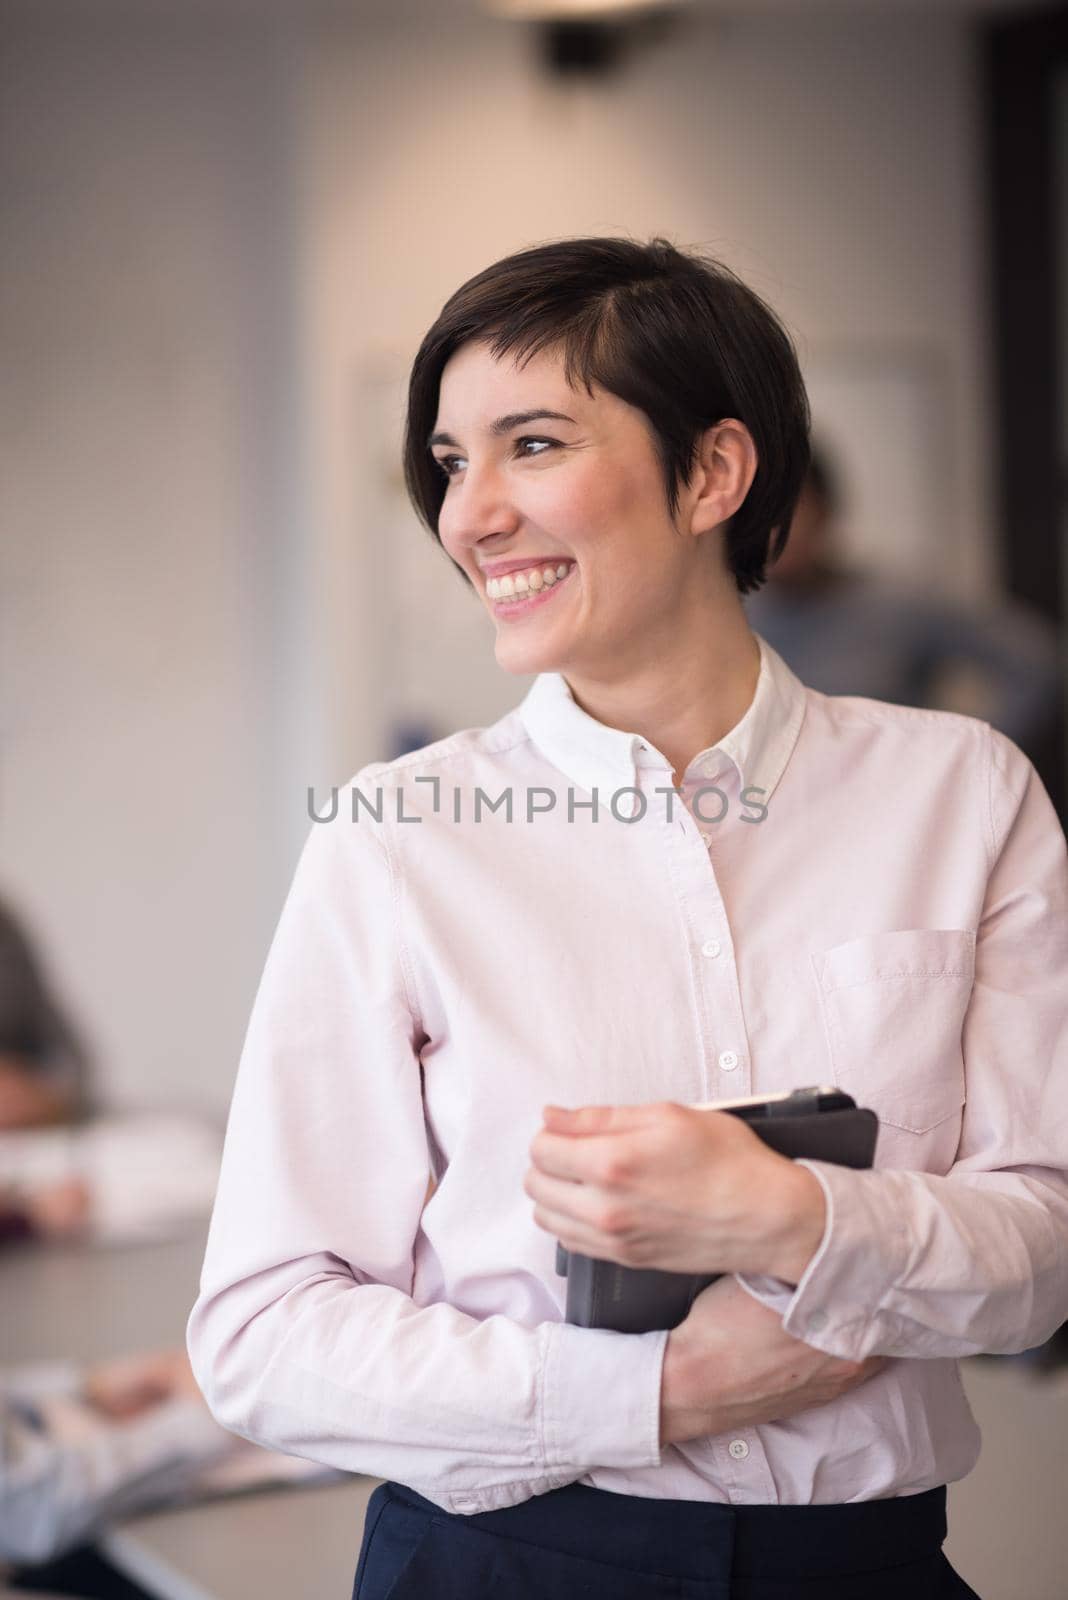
[
  {"x1": 736, "y1": 1160, "x2": 909, "y2": 1360},
  {"x1": 541, "y1": 1320, "x2": 667, "y2": 1472}
]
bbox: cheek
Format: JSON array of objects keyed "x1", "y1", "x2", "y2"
[{"x1": 550, "y1": 464, "x2": 656, "y2": 556}]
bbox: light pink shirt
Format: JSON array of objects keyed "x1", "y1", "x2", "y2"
[{"x1": 187, "y1": 633, "x2": 1068, "y2": 1513}]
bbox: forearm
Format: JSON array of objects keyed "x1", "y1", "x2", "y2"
[
  {"x1": 740, "y1": 1161, "x2": 1068, "y2": 1362},
  {"x1": 188, "y1": 1259, "x2": 666, "y2": 1514},
  {"x1": 657, "y1": 1274, "x2": 883, "y2": 1448}
]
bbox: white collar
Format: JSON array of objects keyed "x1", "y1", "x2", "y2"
[{"x1": 517, "y1": 631, "x2": 806, "y2": 804}]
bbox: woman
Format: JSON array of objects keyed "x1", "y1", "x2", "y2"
[{"x1": 187, "y1": 237, "x2": 1068, "y2": 1598}]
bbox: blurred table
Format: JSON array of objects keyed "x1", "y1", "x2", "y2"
[
  {"x1": 2, "y1": 1230, "x2": 375, "y2": 1600},
  {"x1": 101, "y1": 1478, "x2": 373, "y2": 1600},
  {"x1": 3, "y1": 1229, "x2": 208, "y2": 1364}
]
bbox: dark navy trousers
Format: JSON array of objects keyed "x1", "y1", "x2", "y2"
[{"x1": 353, "y1": 1479, "x2": 982, "y2": 1599}]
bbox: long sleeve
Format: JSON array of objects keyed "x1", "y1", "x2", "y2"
[
  {"x1": 740, "y1": 724, "x2": 1068, "y2": 1360},
  {"x1": 186, "y1": 793, "x2": 665, "y2": 1515},
  {"x1": 0, "y1": 1366, "x2": 232, "y2": 1566}
]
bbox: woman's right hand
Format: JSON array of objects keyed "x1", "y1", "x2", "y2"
[{"x1": 659, "y1": 1275, "x2": 886, "y2": 1446}]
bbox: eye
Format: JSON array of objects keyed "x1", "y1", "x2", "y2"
[
  {"x1": 432, "y1": 437, "x2": 560, "y2": 481},
  {"x1": 515, "y1": 436, "x2": 558, "y2": 459}
]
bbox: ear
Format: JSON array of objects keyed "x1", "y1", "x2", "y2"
[{"x1": 684, "y1": 419, "x2": 758, "y2": 538}]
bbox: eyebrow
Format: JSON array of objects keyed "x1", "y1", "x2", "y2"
[{"x1": 427, "y1": 409, "x2": 578, "y2": 450}]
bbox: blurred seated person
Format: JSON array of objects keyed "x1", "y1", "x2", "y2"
[
  {"x1": 0, "y1": 899, "x2": 92, "y2": 1134},
  {"x1": 0, "y1": 1350, "x2": 236, "y2": 1569},
  {"x1": 0, "y1": 898, "x2": 221, "y2": 1250},
  {"x1": 0, "y1": 1178, "x2": 90, "y2": 1251},
  {"x1": 0, "y1": 899, "x2": 94, "y2": 1246},
  {"x1": 744, "y1": 448, "x2": 1063, "y2": 756}
]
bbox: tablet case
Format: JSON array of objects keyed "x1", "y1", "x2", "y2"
[{"x1": 555, "y1": 1090, "x2": 879, "y2": 1333}]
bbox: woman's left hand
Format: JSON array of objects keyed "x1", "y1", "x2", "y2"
[{"x1": 524, "y1": 1100, "x2": 826, "y2": 1285}]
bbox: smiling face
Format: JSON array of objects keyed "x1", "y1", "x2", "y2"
[{"x1": 431, "y1": 338, "x2": 729, "y2": 683}]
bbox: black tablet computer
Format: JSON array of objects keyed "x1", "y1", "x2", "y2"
[{"x1": 555, "y1": 1086, "x2": 879, "y2": 1333}]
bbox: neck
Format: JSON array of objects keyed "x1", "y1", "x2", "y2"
[{"x1": 562, "y1": 604, "x2": 761, "y2": 791}]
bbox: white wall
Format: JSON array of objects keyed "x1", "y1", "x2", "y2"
[
  {"x1": 0, "y1": 2, "x2": 992, "y2": 1111},
  {"x1": 0, "y1": 8, "x2": 303, "y2": 1111}
]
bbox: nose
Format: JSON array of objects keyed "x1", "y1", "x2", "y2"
[{"x1": 439, "y1": 459, "x2": 522, "y2": 559}]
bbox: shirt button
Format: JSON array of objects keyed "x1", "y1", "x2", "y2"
[
  {"x1": 728, "y1": 1439, "x2": 750, "y2": 1460},
  {"x1": 701, "y1": 939, "x2": 721, "y2": 958},
  {"x1": 718, "y1": 1050, "x2": 740, "y2": 1071},
  {"x1": 808, "y1": 1311, "x2": 828, "y2": 1332}
]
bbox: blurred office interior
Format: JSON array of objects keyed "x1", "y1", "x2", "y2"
[{"x1": 1, "y1": 1, "x2": 1067, "y2": 1596}]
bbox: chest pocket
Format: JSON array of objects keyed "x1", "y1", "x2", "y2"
[{"x1": 810, "y1": 928, "x2": 975, "y2": 1137}]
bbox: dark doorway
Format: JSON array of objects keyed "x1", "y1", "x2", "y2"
[{"x1": 984, "y1": 4, "x2": 1068, "y2": 824}]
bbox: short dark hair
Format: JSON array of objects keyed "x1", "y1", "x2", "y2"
[{"x1": 402, "y1": 235, "x2": 811, "y2": 596}]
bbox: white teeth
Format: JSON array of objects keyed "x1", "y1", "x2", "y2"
[{"x1": 486, "y1": 562, "x2": 573, "y2": 600}]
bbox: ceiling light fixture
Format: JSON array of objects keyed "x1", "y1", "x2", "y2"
[{"x1": 483, "y1": 0, "x2": 687, "y2": 80}]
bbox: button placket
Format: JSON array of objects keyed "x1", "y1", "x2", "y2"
[
  {"x1": 719, "y1": 1428, "x2": 776, "y2": 1503},
  {"x1": 674, "y1": 772, "x2": 725, "y2": 861},
  {"x1": 660, "y1": 784, "x2": 751, "y2": 1105}
]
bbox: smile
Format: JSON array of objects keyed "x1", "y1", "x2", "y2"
[{"x1": 486, "y1": 561, "x2": 576, "y2": 615}]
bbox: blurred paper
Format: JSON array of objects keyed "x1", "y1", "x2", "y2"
[
  {"x1": 194, "y1": 1444, "x2": 344, "y2": 1498},
  {"x1": 0, "y1": 1113, "x2": 222, "y2": 1244},
  {"x1": 36, "y1": 1389, "x2": 344, "y2": 1505}
]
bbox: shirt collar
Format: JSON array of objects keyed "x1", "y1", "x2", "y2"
[{"x1": 516, "y1": 631, "x2": 806, "y2": 804}]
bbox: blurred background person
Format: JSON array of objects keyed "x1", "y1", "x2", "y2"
[
  {"x1": 0, "y1": 899, "x2": 221, "y2": 1253},
  {"x1": 0, "y1": 898, "x2": 93, "y2": 1135},
  {"x1": 0, "y1": 898, "x2": 94, "y2": 1250},
  {"x1": 1, "y1": 1349, "x2": 235, "y2": 1574},
  {"x1": 745, "y1": 447, "x2": 1063, "y2": 765}
]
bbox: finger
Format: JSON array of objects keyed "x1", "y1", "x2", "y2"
[
  {"x1": 530, "y1": 1199, "x2": 616, "y2": 1258},
  {"x1": 541, "y1": 1103, "x2": 662, "y2": 1137},
  {"x1": 527, "y1": 1126, "x2": 633, "y2": 1190},
  {"x1": 524, "y1": 1167, "x2": 614, "y2": 1231}
]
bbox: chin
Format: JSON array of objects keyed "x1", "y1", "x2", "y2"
[{"x1": 493, "y1": 632, "x2": 568, "y2": 678}]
